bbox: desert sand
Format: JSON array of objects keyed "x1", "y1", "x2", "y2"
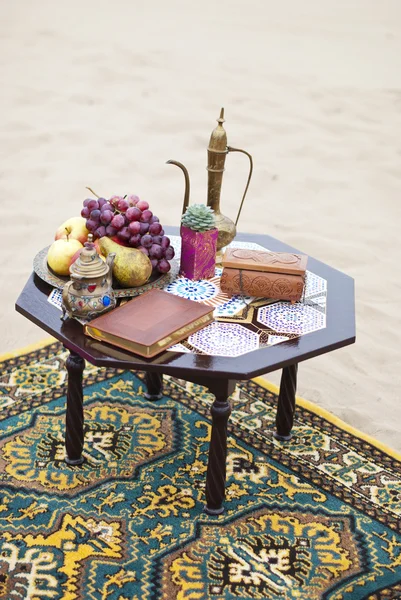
[{"x1": 1, "y1": 0, "x2": 401, "y2": 451}]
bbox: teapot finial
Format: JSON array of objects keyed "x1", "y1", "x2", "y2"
[{"x1": 85, "y1": 233, "x2": 95, "y2": 248}]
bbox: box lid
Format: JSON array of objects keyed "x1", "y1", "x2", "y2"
[{"x1": 222, "y1": 248, "x2": 308, "y2": 275}]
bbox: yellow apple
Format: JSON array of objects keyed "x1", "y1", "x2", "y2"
[
  {"x1": 47, "y1": 238, "x2": 83, "y2": 276},
  {"x1": 69, "y1": 247, "x2": 84, "y2": 267},
  {"x1": 55, "y1": 217, "x2": 89, "y2": 245}
]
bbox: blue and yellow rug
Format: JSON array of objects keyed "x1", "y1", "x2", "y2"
[{"x1": 0, "y1": 340, "x2": 400, "y2": 599}]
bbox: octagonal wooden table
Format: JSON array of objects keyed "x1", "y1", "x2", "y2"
[{"x1": 15, "y1": 229, "x2": 355, "y2": 514}]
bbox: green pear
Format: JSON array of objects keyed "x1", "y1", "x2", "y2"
[{"x1": 99, "y1": 237, "x2": 152, "y2": 287}]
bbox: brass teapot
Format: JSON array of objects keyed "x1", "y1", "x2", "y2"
[
  {"x1": 61, "y1": 234, "x2": 116, "y2": 321},
  {"x1": 168, "y1": 108, "x2": 253, "y2": 253}
]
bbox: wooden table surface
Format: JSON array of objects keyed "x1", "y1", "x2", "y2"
[{"x1": 16, "y1": 228, "x2": 356, "y2": 380}]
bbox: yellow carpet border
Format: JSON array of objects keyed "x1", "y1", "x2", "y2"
[
  {"x1": 254, "y1": 375, "x2": 401, "y2": 462},
  {"x1": 1, "y1": 338, "x2": 399, "y2": 462},
  {"x1": 0, "y1": 336, "x2": 57, "y2": 363}
]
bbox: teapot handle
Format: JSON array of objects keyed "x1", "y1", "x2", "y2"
[
  {"x1": 227, "y1": 146, "x2": 253, "y2": 227},
  {"x1": 62, "y1": 281, "x2": 72, "y2": 301},
  {"x1": 61, "y1": 281, "x2": 74, "y2": 320}
]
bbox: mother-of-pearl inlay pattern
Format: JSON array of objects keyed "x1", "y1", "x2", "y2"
[{"x1": 167, "y1": 238, "x2": 327, "y2": 357}]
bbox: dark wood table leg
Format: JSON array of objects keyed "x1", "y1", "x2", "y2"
[
  {"x1": 144, "y1": 372, "x2": 163, "y2": 400},
  {"x1": 65, "y1": 350, "x2": 85, "y2": 465},
  {"x1": 274, "y1": 363, "x2": 298, "y2": 441},
  {"x1": 204, "y1": 379, "x2": 236, "y2": 515}
]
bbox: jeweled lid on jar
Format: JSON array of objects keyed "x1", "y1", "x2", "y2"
[{"x1": 70, "y1": 234, "x2": 108, "y2": 279}]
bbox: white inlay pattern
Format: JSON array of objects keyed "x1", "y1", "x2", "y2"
[
  {"x1": 267, "y1": 335, "x2": 290, "y2": 345},
  {"x1": 162, "y1": 237, "x2": 328, "y2": 357},
  {"x1": 305, "y1": 271, "x2": 327, "y2": 297},
  {"x1": 48, "y1": 288, "x2": 63, "y2": 311},
  {"x1": 189, "y1": 322, "x2": 260, "y2": 357},
  {"x1": 257, "y1": 303, "x2": 326, "y2": 335}
]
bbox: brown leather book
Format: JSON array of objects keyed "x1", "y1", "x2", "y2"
[
  {"x1": 220, "y1": 268, "x2": 305, "y2": 303},
  {"x1": 85, "y1": 289, "x2": 214, "y2": 358},
  {"x1": 222, "y1": 248, "x2": 308, "y2": 275}
]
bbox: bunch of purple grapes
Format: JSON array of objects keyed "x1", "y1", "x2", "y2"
[{"x1": 81, "y1": 195, "x2": 174, "y2": 274}]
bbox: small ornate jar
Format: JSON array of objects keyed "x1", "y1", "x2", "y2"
[
  {"x1": 180, "y1": 204, "x2": 218, "y2": 280},
  {"x1": 61, "y1": 234, "x2": 116, "y2": 321}
]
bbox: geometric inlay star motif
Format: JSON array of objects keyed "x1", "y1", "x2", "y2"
[
  {"x1": 257, "y1": 303, "x2": 326, "y2": 335},
  {"x1": 165, "y1": 274, "x2": 250, "y2": 317},
  {"x1": 214, "y1": 295, "x2": 252, "y2": 318},
  {"x1": 189, "y1": 322, "x2": 260, "y2": 357},
  {"x1": 165, "y1": 277, "x2": 219, "y2": 302}
]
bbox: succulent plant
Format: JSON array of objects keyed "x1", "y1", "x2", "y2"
[{"x1": 181, "y1": 204, "x2": 216, "y2": 233}]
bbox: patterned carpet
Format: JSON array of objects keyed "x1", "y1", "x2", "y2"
[{"x1": 0, "y1": 340, "x2": 401, "y2": 599}]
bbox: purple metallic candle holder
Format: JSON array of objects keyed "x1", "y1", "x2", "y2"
[{"x1": 180, "y1": 226, "x2": 218, "y2": 280}]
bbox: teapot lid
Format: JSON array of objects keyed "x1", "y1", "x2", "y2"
[{"x1": 70, "y1": 234, "x2": 109, "y2": 278}]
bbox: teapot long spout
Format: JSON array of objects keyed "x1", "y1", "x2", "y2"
[{"x1": 166, "y1": 160, "x2": 190, "y2": 216}]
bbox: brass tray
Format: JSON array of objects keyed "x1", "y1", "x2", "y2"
[{"x1": 33, "y1": 246, "x2": 180, "y2": 298}]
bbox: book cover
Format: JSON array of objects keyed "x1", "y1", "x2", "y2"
[{"x1": 84, "y1": 288, "x2": 214, "y2": 358}]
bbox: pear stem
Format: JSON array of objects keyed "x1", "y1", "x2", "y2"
[{"x1": 86, "y1": 186, "x2": 100, "y2": 198}]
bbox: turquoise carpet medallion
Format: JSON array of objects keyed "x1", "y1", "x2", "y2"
[{"x1": 0, "y1": 341, "x2": 400, "y2": 599}]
